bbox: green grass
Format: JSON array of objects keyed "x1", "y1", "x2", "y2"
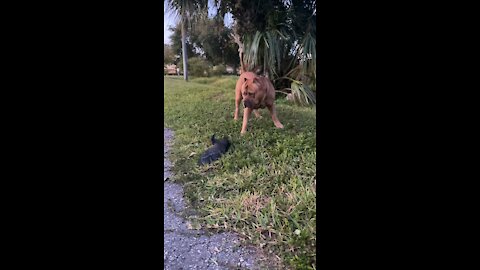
[{"x1": 164, "y1": 75, "x2": 316, "y2": 270}]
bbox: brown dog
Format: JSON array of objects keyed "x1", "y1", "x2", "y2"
[{"x1": 234, "y1": 71, "x2": 284, "y2": 134}]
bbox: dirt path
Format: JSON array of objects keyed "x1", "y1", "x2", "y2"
[{"x1": 164, "y1": 128, "x2": 265, "y2": 270}]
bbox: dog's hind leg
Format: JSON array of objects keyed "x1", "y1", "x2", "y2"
[
  {"x1": 267, "y1": 104, "x2": 284, "y2": 129},
  {"x1": 253, "y1": 109, "x2": 262, "y2": 119}
]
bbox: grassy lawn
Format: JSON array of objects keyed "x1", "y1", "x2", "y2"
[{"x1": 164, "y1": 76, "x2": 316, "y2": 269}]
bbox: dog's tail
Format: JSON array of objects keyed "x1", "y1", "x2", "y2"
[{"x1": 211, "y1": 134, "x2": 217, "y2": 145}]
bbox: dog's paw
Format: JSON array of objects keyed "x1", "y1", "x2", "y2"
[{"x1": 275, "y1": 123, "x2": 284, "y2": 129}]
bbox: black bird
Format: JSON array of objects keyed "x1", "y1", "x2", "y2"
[{"x1": 198, "y1": 134, "x2": 231, "y2": 165}]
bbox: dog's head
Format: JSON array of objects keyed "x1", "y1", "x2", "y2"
[
  {"x1": 211, "y1": 134, "x2": 231, "y2": 151},
  {"x1": 241, "y1": 73, "x2": 266, "y2": 109},
  {"x1": 218, "y1": 137, "x2": 231, "y2": 151}
]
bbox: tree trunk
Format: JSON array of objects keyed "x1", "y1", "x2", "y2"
[
  {"x1": 181, "y1": 19, "x2": 188, "y2": 81},
  {"x1": 231, "y1": 24, "x2": 245, "y2": 73}
]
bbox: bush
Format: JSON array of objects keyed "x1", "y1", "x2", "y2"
[
  {"x1": 178, "y1": 57, "x2": 212, "y2": 77},
  {"x1": 190, "y1": 57, "x2": 212, "y2": 77},
  {"x1": 210, "y1": 64, "x2": 226, "y2": 76}
]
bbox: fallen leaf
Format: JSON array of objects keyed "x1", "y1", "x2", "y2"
[{"x1": 186, "y1": 221, "x2": 201, "y2": 230}]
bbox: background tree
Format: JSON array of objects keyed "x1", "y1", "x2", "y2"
[
  {"x1": 170, "y1": 18, "x2": 239, "y2": 71},
  {"x1": 189, "y1": 15, "x2": 239, "y2": 68},
  {"x1": 169, "y1": 23, "x2": 198, "y2": 60},
  {"x1": 165, "y1": 0, "x2": 208, "y2": 81},
  {"x1": 164, "y1": 44, "x2": 176, "y2": 65}
]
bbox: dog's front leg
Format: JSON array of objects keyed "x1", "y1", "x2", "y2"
[{"x1": 241, "y1": 107, "x2": 252, "y2": 134}]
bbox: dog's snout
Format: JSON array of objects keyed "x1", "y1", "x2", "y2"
[{"x1": 243, "y1": 100, "x2": 252, "y2": 108}]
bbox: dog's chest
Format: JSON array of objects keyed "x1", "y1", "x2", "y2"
[{"x1": 255, "y1": 100, "x2": 267, "y2": 109}]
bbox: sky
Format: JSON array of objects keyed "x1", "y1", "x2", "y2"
[
  {"x1": 163, "y1": 1, "x2": 176, "y2": 45},
  {"x1": 164, "y1": 2, "x2": 233, "y2": 45}
]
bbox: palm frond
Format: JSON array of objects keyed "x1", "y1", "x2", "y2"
[
  {"x1": 243, "y1": 31, "x2": 263, "y2": 71},
  {"x1": 290, "y1": 80, "x2": 316, "y2": 106},
  {"x1": 300, "y1": 32, "x2": 316, "y2": 80},
  {"x1": 164, "y1": 0, "x2": 208, "y2": 26},
  {"x1": 275, "y1": 76, "x2": 316, "y2": 106}
]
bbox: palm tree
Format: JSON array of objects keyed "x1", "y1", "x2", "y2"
[{"x1": 164, "y1": 0, "x2": 208, "y2": 81}]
